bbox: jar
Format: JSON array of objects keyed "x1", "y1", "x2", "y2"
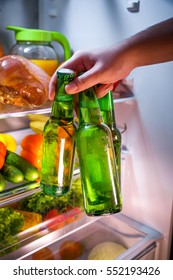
[{"x1": 6, "y1": 25, "x2": 71, "y2": 76}]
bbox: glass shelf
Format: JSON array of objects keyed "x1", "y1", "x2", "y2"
[
  {"x1": 0, "y1": 169, "x2": 80, "y2": 208},
  {"x1": 0, "y1": 211, "x2": 162, "y2": 260},
  {"x1": 0, "y1": 100, "x2": 53, "y2": 119},
  {"x1": 0, "y1": 81, "x2": 135, "y2": 120}
]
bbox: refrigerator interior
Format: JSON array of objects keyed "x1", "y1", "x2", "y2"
[
  {"x1": 23, "y1": 214, "x2": 162, "y2": 260},
  {"x1": 0, "y1": 0, "x2": 173, "y2": 260}
]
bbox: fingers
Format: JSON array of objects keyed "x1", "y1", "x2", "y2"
[
  {"x1": 60, "y1": 51, "x2": 89, "y2": 74},
  {"x1": 96, "y1": 80, "x2": 120, "y2": 98},
  {"x1": 96, "y1": 84, "x2": 114, "y2": 98},
  {"x1": 48, "y1": 51, "x2": 91, "y2": 99},
  {"x1": 65, "y1": 67, "x2": 101, "y2": 94}
]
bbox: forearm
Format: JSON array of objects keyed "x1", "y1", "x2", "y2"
[
  {"x1": 49, "y1": 17, "x2": 173, "y2": 98},
  {"x1": 125, "y1": 17, "x2": 173, "y2": 68}
]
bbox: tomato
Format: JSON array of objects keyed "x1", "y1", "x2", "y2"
[
  {"x1": 59, "y1": 240, "x2": 84, "y2": 260},
  {"x1": 32, "y1": 247, "x2": 55, "y2": 260}
]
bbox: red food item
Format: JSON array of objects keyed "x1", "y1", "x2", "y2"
[
  {"x1": 44, "y1": 209, "x2": 60, "y2": 221},
  {"x1": 62, "y1": 206, "x2": 82, "y2": 224},
  {"x1": 32, "y1": 248, "x2": 55, "y2": 260},
  {"x1": 0, "y1": 55, "x2": 50, "y2": 107},
  {"x1": 44, "y1": 207, "x2": 82, "y2": 231},
  {"x1": 44, "y1": 208, "x2": 67, "y2": 230},
  {"x1": 0, "y1": 141, "x2": 6, "y2": 169},
  {"x1": 59, "y1": 240, "x2": 84, "y2": 260},
  {"x1": 0, "y1": 141, "x2": 6, "y2": 157},
  {"x1": 20, "y1": 149, "x2": 42, "y2": 170},
  {"x1": 20, "y1": 134, "x2": 43, "y2": 156},
  {"x1": 20, "y1": 134, "x2": 43, "y2": 170}
]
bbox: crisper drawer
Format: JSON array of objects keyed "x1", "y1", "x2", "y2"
[{"x1": 22, "y1": 214, "x2": 162, "y2": 261}]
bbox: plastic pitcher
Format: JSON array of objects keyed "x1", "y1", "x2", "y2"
[{"x1": 7, "y1": 25, "x2": 71, "y2": 76}]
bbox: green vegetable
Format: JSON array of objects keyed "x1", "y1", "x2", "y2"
[
  {"x1": 0, "y1": 207, "x2": 24, "y2": 256},
  {"x1": 0, "y1": 173, "x2": 6, "y2": 192},
  {"x1": 0, "y1": 207, "x2": 24, "y2": 239},
  {"x1": 1, "y1": 163, "x2": 24, "y2": 183},
  {"x1": 5, "y1": 150, "x2": 40, "y2": 181},
  {"x1": 19, "y1": 177, "x2": 83, "y2": 215}
]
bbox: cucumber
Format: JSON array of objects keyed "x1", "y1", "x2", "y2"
[
  {"x1": 1, "y1": 163, "x2": 24, "y2": 183},
  {"x1": 0, "y1": 173, "x2": 6, "y2": 192},
  {"x1": 5, "y1": 150, "x2": 40, "y2": 182}
]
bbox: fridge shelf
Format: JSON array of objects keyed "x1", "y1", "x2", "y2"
[
  {"x1": 0, "y1": 90, "x2": 135, "y2": 120},
  {"x1": 0, "y1": 100, "x2": 53, "y2": 119},
  {"x1": 0, "y1": 169, "x2": 80, "y2": 208},
  {"x1": 0, "y1": 211, "x2": 162, "y2": 260},
  {"x1": 0, "y1": 172, "x2": 83, "y2": 259}
]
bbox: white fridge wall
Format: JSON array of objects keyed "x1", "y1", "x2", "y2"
[{"x1": 38, "y1": 0, "x2": 173, "y2": 259}]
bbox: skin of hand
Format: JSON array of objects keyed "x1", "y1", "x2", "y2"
[
  {"x1": 49, "y1": 42, "x2": 132, "y2": 99},
  {"x1": 49, "y1": 17, "x2": 173, "y2": 100}
]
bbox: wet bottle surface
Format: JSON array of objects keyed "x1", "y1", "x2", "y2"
[
  {"x1": 40, "y1": 68, "x2": 76, "y2": 197},
  {"x1": 98, "y1": 90, "x2": 122, "y2": 187},
  {"x1": 75, "y1": 86, "x2": 122, "y2": 216}
]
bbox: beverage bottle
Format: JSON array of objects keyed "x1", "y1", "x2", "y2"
[
  {"x1": 40, "y1": 68, "x2": 76, "y2": 197},
  {"x1": 75, "y1": 86, "x2": 122, "y2": 216},
  {"x1": 98, "y1": 90, "x2": 121, "y2": 186}
]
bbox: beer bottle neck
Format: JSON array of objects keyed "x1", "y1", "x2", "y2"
[
  {"x1": 51, "y1": 68, "x2": 75, "y2": 120},
  {"x1": 98, "y1": 90, "x2": 117, "y2": 127},
  {"x1": 78, "y1": 87, "x2": 103, "y2": 124},
  {"x1": 51, "y1": 99, "x2": 74, "y2": 120}
]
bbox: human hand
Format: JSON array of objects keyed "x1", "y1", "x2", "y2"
[{"x1": 49, "y1": 42, "x2": 132, "y2": 100}]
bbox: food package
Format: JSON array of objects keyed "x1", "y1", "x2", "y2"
[{"x1": 0, "y1": 55, "x2": 50, "y2": 108}]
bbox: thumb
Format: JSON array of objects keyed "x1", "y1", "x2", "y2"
[{"x1": 65, "y1": 69, "x2": 100, "y2": 94}]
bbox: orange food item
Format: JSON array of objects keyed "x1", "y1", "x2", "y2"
[
  {"x1": 0, "y1": 141, "x2": 6, "y2": 157},
  {"x1": 0, "y1": 55, "x2": 50, "y2": 107},
  {"x1": 20, "y1": 134, "x2": 43, "y2": 156},
  {"x1": 20, "y1": 149, "x2": 42, "y2": 170},
  {"x1": 0, "y1": 141, "x2": 6, "y2": 169},
  {"x1": 20, "y1": 134, "x2": 43, "y2": 170},
  {"x1": 15, "y1": 210, "x2": 42, "y2": 231},
  {"x1": 32, "y1": 248, "x2": 55, "y2": 260},
  {"x1": 59, "y1": 240, "x2": 84, "y2": 260}
]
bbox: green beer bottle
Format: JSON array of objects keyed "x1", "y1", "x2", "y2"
[
  {"x1": 40, "y1": 68, "x2": 76, "y2": 197},
  {"x1": 75, "y1": 86, "x2": 122, "y2": 216},
  {"x1": 98, "y1": 90, "x2": 121, "y2": 186}
]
